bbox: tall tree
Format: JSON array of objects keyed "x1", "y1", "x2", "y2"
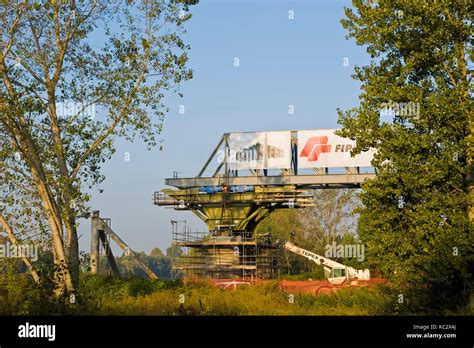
[
  {"x1": 256, "y1": 189, "x2": 360, "y2": 275},
  {"x1": 338, "y1": 0, "x2": 473, "y2": 310},
  {"x1": 1, "y1": 0, "x2": 194, "y2": 295},
  {"x1": 298, "y1": 189, "x2": 359, "y2": 252}
]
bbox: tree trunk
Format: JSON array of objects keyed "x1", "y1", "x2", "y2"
[
  {"x1": 65, "y1": 218, "x2": 80, "y2": 285},
  {"x1": 48, "y1": 93, "x2": 80, "y2": 288}
]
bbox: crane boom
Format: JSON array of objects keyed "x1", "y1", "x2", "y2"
[{"x1": 282, "y1": 241, "x2": 370, "y2": 284}]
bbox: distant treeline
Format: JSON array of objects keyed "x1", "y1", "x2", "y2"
[{"x1": 95, "y1": 247, "x2": 174, "y2": 279}]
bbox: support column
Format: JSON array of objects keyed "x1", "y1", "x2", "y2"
[
  {"x1": 91, "y1": 210, "x2": 100, "y2": 274},
  {"x1": 98, "y1": 230, "x2": 120, "y2": 277}
]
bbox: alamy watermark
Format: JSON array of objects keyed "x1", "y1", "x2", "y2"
[
  {"x1": 18, "y1": 322, "x2": 55, "y2": 342},
  {"x1": 380, "y1": 100, "x2": 420, "y2": 126},
  {"x1": 215, "y1": 144, "x2": 285, "y2": 166},
  {"x1": 380, "y1": 100, "x2": 420, "y2": 118},
  {"x1": 56, "y1": 101, "x2": 96, "y2": 119},
  {"x1": 325, "y1": 242, "x2": 365, "y2": 262},
  {"x1": 0, "y1": 241, "x2": 38, "y2": 262}
]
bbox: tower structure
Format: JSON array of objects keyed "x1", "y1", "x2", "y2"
[{"x1": 154, "y1": 130, "x2": 375, "y2": 279}]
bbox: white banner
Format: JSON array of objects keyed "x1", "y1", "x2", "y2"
[
  {"x1": 228, "y1": 131, "x2": 291, "y2": 170},
  {"x1": 298, "y1": 129, "x2": 374, "y2": 168}
]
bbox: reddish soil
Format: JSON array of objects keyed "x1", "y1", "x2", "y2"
[
  {"x1": 205, "y1": 277, "x2": 387, "y2": 295},
  {"x1": 279, "y1": 278, "x2": 387, "y2": 295}
]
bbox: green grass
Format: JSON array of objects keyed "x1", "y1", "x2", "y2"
[
  {"x1": 76, "y1": 275, "x2": 393, "y2": 315},
  {"x1": 0, "y1": 274, "x2": 471, "y2": 315}
]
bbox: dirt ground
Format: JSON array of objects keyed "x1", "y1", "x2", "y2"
[{"x1": 207, "y1": 277, "x2": 387, "y2": 294}]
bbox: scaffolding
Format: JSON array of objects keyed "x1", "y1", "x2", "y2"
[{"x1": 170, "y1": 220, "x2": 278, "y2": 279}]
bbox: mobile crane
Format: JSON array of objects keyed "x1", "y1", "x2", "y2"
[{"x1": 280, "y1": 241, "x2": 370, "y2": 285}]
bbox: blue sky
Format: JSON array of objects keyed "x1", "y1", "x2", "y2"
[{"x1": 77, "y1": 0, "x2": 370, "y2": 255}]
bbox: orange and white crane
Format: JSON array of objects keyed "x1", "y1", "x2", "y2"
[{"x1": 281, "y1": 241, "x2": 370, "y2": 285}]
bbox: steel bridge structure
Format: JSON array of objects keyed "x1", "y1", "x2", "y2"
[{"x1": 154, "y1": 131, "x2": 376, "y2": 279}]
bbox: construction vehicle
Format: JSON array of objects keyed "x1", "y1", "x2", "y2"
[{"x1": 280, "y1": 241, "x2": 370, "y2": 285}]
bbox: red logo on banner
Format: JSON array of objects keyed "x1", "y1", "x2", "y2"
[{"x1": 300, "y1": 136, "x2": 331, "y2": 161}]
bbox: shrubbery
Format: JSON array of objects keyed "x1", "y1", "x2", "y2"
[
  {"x1": 73, "y1": 277, "x2": 398, "y2": 315},
  {"x1": 4, "y1": 273, "x2": 466, "y2": 316}
]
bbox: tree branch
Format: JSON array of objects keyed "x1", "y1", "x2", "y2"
[
  {"x1": 0, "y1": 212, "x2": 41, "y2": 284},
  {"x1": 0, "y1": 0, "x2": 26, "y2": 63},
  {"x1": 70, "y1": 47, "x2": 152, "y2": 180}
]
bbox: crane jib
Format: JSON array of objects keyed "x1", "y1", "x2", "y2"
[
  {"x1": 283, "y1": 241, "x2": 371, "y2": 282},
  {"x1": 300, "y1": 249, "x2": 323, "y2": 263}
]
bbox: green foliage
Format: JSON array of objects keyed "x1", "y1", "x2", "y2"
[
  {"x1": 78, "y1": 273, "x2": 181, "y2": 299},
  {"x1": 0, "y1": 271, "x2": 84, "y2": 315},
  {"x1": 1, "y1": 0, "x2": 196, "y2": 292},
  {"x1": 1, "y1": 273, "x2": 471, "y2": 315},
  {"x1": 115, "y1": 250, "x2": 172, "y2": 279},
  {"x1": 256, "y1": 209, "x2": 310, "y2": 275},
  {"x1": 150, "y1": 247, "x2": 164, "y2": 258},
  {"x1": 338, "y1": 0, "x2": 473, "y2": 311},
  {"x1": 256, "y1": 189, "x2": 362, "y2": 275},
  {"x1": 94, "y1": 279, "x2": 392, "y2": 316},
  {"x1": 0, "y1": 274, "x2": 43, "y2": 315},
  {"x1": 297, "y1": 189, "x2": 360, "y2": 253}
]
